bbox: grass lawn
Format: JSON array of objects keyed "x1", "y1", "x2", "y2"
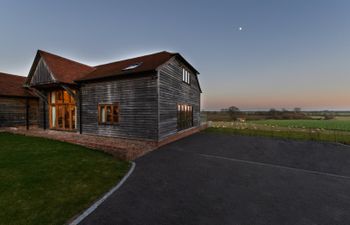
[
  {"x1": 249, "y1": 119, "x2": 350, "y2": 132},
  {"x1": 0, "y1": 133, "x2": 130, "y2": 225},
  {"x1": 205, "y1": 127, "x2": 350, "y2": 145}
]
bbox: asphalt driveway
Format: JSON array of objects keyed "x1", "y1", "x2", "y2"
[{"x1": 79, "y1": 133, "x2": 350, "y2": 225}]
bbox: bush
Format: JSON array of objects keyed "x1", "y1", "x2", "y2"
[{"x1": 324, "y1": 114, "x2": 335, "y2": 120}]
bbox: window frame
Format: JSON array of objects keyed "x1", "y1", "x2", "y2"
[
  {"x1": 182, "y1": 67, "x2": 191, "y2": 85},
  {"x1": 177, "y1": 103, "x2": 193, "y2": 130},
  {"x1": 98, "y1": 103, "x2": 120, "y2": 125},
  {"x1": 48, "y1": 90, "x2": 77, "y2": 130}
]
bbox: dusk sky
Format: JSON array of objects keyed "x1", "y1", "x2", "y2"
[{"x1": 0, "y1": 0, "x2": 350, "y2": 110}]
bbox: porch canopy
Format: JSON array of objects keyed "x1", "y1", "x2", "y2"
[{"x1": 24, "y1": 50, "x2": 94, "y2": 130}]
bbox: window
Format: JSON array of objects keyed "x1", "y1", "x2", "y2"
[
  {"x1": 177, "y1": 104, "x2": 193, "y2": 130},
  {"x1": 98, "y1": 104, "x2": 119, "y2": 124},
  {"x1": 182, "y1": 67, "x2": 191, "y2": 84},
  {"x1": 48, "y1": 90, "x2": 76, "y2": 130},
  {"x1": 123, "y1": 62, "x2": 143, "y2": 71}
]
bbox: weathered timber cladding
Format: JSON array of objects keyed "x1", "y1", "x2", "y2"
[
  {"x1": 27, "y1": 51, "x2": 202, "y2": 143},
  {"x1": 30, "y1": 59, "x2": 55, "y2": 86},
  {"x1": 80, "y1": 75, "x2": 158, "y2": 140},
  {"x1": 0, "y1": 97, "x2": 39, "y2": 127},
  {"x1": 158, "y1": 57, "x2": 201, "y2": 140}
]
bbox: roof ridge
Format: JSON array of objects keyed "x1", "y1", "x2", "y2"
[
  {"x1": 38, "y1": 50, "x2": 95, "y2": 69},
  {"x1": 94, "y1": 51, "x2": 176, "y2": 68}
]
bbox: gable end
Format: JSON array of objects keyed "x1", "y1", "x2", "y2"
[{"x1": 29, "y1": 58, "x2": 56, "y2": 86}]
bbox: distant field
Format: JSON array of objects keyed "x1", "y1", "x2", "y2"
[
  {"x1": 249, "y1": 119, "x2": 350, "y2": 132},
  {"x1": 208, "y1": 119, "x2": 350, "y2": 145}
]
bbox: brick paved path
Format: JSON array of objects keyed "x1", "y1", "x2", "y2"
[{"x1": 0, "y1": 127, "x2": 157, "y2": 160}]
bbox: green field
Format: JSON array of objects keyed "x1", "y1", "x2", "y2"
[
  {"x1": 249, "y1": 119, "x2": 350, "y2": 132},
  {"x1": 205, "y1": 126, "x2": 350, "y2": 145},
  {"x1": 209, "y1": 118, "x2": 350, "y2": 145},
  {"x1": 0, "y1": 133, "x2": 130, "y2": 225}
]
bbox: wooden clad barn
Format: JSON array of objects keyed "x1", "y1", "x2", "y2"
[
  {"x1": 24, "y1": 50, "x2": 202, "y2": 142},
  {"x1": 0, "y1": 73, "x2": 39, "y2": 127}
]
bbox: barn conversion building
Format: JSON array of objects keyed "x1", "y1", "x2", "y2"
[
  {"x1": 19, "y1": 50, "x2": 202, "y2": 142},
  {"x1": 0, "y1": 73, "x2": 38, "y2": 128}
]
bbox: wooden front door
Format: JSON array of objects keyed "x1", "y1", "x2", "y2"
[{"x1": 49, "y1": 90, "x2": 77, "y2": 130}]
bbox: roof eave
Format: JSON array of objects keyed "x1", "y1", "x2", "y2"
[{"x1": 174, "y1": 53, "x2": 200, "y2": 75}]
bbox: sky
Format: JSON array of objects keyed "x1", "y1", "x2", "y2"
[{"x1": 0, "y1": 0, "x2": 350, "y2": 111}]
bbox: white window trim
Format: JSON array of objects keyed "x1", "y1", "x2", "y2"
[{"x1": 182, "y1": 67, "x2": 191, "y2": 84}]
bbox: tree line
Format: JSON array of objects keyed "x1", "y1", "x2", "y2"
[{"x1": 220, "y1": 106, "x2": 310, "y2": 121}]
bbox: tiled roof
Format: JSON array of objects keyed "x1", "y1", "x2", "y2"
[
  {"x1": 27, "y1": 50, "x2": 198, "y2": 84},
  {"x1": 79, "y1": 51, "x2": 177, "y2": 81},
  {"x1": 0, "y1": 72, "x2": 35, "y2": 97},
  {"x1": 38, "y1": 50, "x2": 95, "y2": 83}
]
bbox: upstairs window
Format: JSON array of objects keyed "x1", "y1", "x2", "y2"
[
  {"x1": 182, "y1": 68, "x2": 190, "y2": 84},
  {"x1": 98, "y1": 103, "x2": 119, "y2": 124}
]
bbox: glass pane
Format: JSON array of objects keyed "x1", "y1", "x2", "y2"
[
  {"x1": 57, "y1": 106, "x2": 63, "y2": 128},
  {"x1": 51, "y1": 106, "x2": 56, "y2": 127},
  {"x1": 182, "y1": 68, "x2": 185, "y2": 81},
  {"x1": 71, "y1": 106, "x2": 76, "y2": 129},
  {"x1": 64, "y1": 106, "x2": 70, "y2": 129},
  {"x1": 63, "y1": 91, "x2": 70, "y2": 103},
  {"x1": 51, "y1": 92, "x2": 55, "y2": 104},
  {"x1": 101, "y1": 107, "x2": 106, "y2": 123},
  {"x1": 106, "y1": 106, "x2": 112, "y2": 122},
  {"x1": 57, "y1": 91, "x2": 63, "y2": 103},
  {"x1": 113, "y1": 106, "x2": 119, "y2": 123},
  {"x1": 71, "y1": 94, "x2": 75, "y2": 104}
]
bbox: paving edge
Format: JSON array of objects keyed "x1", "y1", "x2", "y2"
[{"x1": 69, "y1": 161, "x2": 136, "y2": 225}]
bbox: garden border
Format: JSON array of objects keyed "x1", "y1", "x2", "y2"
[{"x1": 69, "y1": 161, "x2": 136, "y2": 225}]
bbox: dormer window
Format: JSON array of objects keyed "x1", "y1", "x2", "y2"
[{"x1": 182, "y1": 68, "x2": 190, "y2": 84}]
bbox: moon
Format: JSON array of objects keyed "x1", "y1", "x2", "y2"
[{"x1": 238, "y1": 27, "x2": 243, "y2": 31}]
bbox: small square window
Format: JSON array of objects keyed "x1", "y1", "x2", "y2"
[{"x1": 98, "y1": 103, "x2": 119, "y2": 125}]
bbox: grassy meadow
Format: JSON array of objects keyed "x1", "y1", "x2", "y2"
[
  {"x1": 204, "y1": 110, "x2": 350, "y2": 144},
  {"x1": 205, "y1": 126, "x2": 350, "y2": 145},
  {"x1": 249, "y1": 118, "x2": 350, "y2": 132}
]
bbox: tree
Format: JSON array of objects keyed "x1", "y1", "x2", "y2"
[
  {"x1": 268, "y1": 108, "x2": 278, "y2": 118},
  {"x1": 269, "y1": 108, "x2": 277, "y2": 113},
  {"x1": 294, "y1": 107, "x2": 301, "y2": 113},
  {"x1": 228, "y1": 106, "x2": 240, "y2": 121},
  {"x1": 269, "y1": 108, "x2": 277, "y2": 114},
  {"x1": 324, "y1": 113, "x2": 335, "y2": 120}
]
